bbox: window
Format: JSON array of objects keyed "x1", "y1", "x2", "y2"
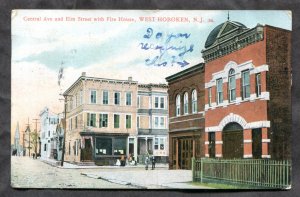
[
  {"x1": 192, "y1": 90, "x2": 197, "y2": 113},
  {"x1": 154, "y1": 117, "x2": 159, "y2": 128},
  {"x1": 113, "y1": 138, "x2": 126, "y2": 155},
  {"x1": 153, "y1": 116, "x2": 166, "y2": 128},
  {"x1": 79, "y1": 90, "x2": 83, "y2": 105},
  {"x1": 48, "y1": 130, "x2": 50, "y2": 137},
  {"x1": 126, "y1": 92, "x2": 131, "y2": 106},
  {"x1": 68, "y1": 142, "x2": 71, "y2": 155},
  {"x1": 137, "y1": 116, "x2": 140, "y2": 128},
  {"x1": 160, "y1": 138, "x2": 165, "y2": 150},
  {"x1": 154, "y1": 138, "x2": 159, "y2": 150},
  {"x1": 208, "y1": 132, "x2": 215, "y2": 158},
  {"x1": 160, "y1": 117, "x2": 164, "y2": 127},
  {"x1": 70, "y1": 118, "x2": 72, "y2": 130},
  {"x1": 155, "y1": 97, "x2": 159, "y2": 108},
  {"x1": 242, "y1": 70, "x2": 250, "y2": 99},
  {"x1": 114, "y1": 114, "x2": 120, "y2": 128},
  {"x1": 75, "y1": 116, "x2": 78, "y2": 129},
  {"x1": 95, "y1": 138, "x2": 112, "y2": 155},
  {"x1": 99, "y1": 114, "x2": 108, "y2": 128},
  {"x1": 208, "y1": 87, "x2": 212, "y2": 107},
  {"x1": 87, "y1": 113, "x2": 96, "y2": 127},
  {"x1": 160, "y1": 97, "x2": 165, "y2": 109},
  {"x1": 103, "y1": 91, "x2": 108, "y2": 104},
  {"x1": 184, "y1": 92, "x2": 188, "y2": 114},
  {"x1": 137, "y1": 96, "x2": 140, "y2": 108},
  {"x1": 114, "y1": 92, "x2": 120, "y2": 105},
  {"x1": 176, "y1": 95, "x2": 181, "y2": 116},
  {"x1": 90, "y1": 90, "x2": 96, "y2": 104},
  {"x1": 228, "y1": 69, "x2": 236, "y2": 102},
  {"x1": 44, "y1": 144, "x2": 47, "y2": 151},
  {"x1": 126, "y1": 115, "x2": 131, "y2": 129},
  {"x1": 216, "y1": 78, "x2": 223, "y2": 104},
  {"x1": 256, "y1": 73, "x2": 261, "y2": 97},
  {"x1": 154, "y1": 96, "x2": 165, "y2": 109}
]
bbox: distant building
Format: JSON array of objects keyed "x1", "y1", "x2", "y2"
[
  {"x1": 13, "y1": 122, "x2": 22, "y2": 156},
  {"x1": 202, "y1": 20, "x2": 291, "y2": 160},
  {"x1": 137, "y1": 83, "x2": 169, "y2": 163},
  {"x1": 166, "y1": 63, "x2": 205, "y2": 169},
  {"x1": 39, "y1": 107, "x2": 60, "y2": 160}
]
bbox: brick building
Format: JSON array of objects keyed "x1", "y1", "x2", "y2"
[
  {"x1": 202, "y1": 20, "x2": 291, "y2": 160},
  {"x1": 166, "y1": 64, "x2": 205, "y2": 169}
]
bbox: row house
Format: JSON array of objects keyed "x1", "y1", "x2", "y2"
[
  {"x1": 63, "y1": 73, "x2": 169, "y2": 165},
  {"x1": 63, "y1": 73, "x2": 138, "y2": 165},
  {"x1": 39, "y1": 107, "x2": 60, "y2": 160},
  {"x1": 137, "y1": 83, "x2": 169, "y2": 163}
]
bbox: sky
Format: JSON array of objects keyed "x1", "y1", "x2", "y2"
[{"x1": 11, "y1": 10, "x2": 292, "y2": 144}]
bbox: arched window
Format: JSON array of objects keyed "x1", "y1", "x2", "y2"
[
  {"x1": 192, "y1": 90, "x2": 197, "y2": 113},
  {"x1": 228, "y1": 69, "x2": 236, "y2": 102},
  {"x1": 184, "y1": 92, "x2": 189, "y2": 114},
  {"x1": 176, "y1": 95, "x2": 181, "y2": 116}
]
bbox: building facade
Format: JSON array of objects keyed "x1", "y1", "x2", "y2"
[
  {"x1": 64, "y1": 73, "x2": 138, "y2": 165},
  {"x1": 202, "y1": 20, "x2": 291, "y2": 160},
  {"x1": 137, "y1": 84, "x2": 169, "y2": 163},
  {"x1": 166, "y1": 64, "x2": 205, "y2": 170},
  {"x1": 39, "y1": 107, "x2": 60, "y2": 160}
]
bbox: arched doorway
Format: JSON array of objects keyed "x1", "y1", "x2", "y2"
[{"x1": 222, "y1": 122, "x2": 243, "y2": 159}]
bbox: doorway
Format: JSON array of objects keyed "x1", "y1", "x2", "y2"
[{"x1": 222, "y1": 123, "x2": 243, "y2": 159}]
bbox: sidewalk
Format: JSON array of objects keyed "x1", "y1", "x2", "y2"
[{"x1": 40, "y1": 157, "x2": 168, "y2": 169}]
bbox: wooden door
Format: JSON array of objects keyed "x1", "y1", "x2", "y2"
[
  {"x1": 81, "y1": 139, "x2": 93, "y2": 161},
  {"x1": 223, "y1": 130, "x2": 243, "y2": 159}
]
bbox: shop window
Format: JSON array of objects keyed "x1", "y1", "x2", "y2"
[
  {"x1": 95, "y1": 138, "x2": 112, "y2": 155},
  {"x1": 113, "y1": 138, "x2": 126, "y2": 155}
]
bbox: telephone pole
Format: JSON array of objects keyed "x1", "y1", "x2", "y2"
[
  {"x1": 60, "y1": 94, "x2": 72, "y2": 166},
  {"x1": 25, "y1": 118, "x2": 31, "y2": 157},
  {"x1": 32, "y1": 118, "x2": 40, "y2": 159}
]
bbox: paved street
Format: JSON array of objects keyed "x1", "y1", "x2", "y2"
[
  {"x1": 11, "y1": 156, "x2": 212, "y2": 189},
  {"x1": 11, "y1": 156, "x2": 135, "y2": 189}
]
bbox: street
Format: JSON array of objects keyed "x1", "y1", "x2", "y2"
[{"x1": 11, "y1": 156, "x2": 212, "y2": 189}]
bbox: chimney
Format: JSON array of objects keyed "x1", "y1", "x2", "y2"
[
  {"x1": 128, "y1": 76, "x2": 132, "y2": 81},
  {"x1": 82, "y1": 72, "x2": 86, "y2": 77}
]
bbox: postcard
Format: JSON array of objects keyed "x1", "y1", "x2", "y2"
[{"x1": 11, "y1": 10, "x2": 292, "y2": 189}]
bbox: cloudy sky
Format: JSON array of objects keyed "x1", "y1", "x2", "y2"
[{"x1": 11, "y1": 10, "x2": 291, "y2": 143}]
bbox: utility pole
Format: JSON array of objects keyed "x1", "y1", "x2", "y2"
[
  {"x1": 25, "y1": 118, "x2": 31, "y2": 157},
  {"x1": 61, "y1": 94, "x2": 72, "y2": 167},
  {"x1": 22, "y1": 131, "x2": 25, "y2": 156},
  {"x1": 32, "y1": 118, "x2": 39, "y2": 159}
]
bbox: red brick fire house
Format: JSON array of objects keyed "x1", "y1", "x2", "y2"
[{"x1": 202, "y1": 20, "x2": 291, "y2": 160}]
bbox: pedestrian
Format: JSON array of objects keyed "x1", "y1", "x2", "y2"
[
  {"x1": 151, "y1": 155, "x2": 156, "y2": 170},
  {"x1": 145, "y1": 156, "x2": 149, "y2": 170}
]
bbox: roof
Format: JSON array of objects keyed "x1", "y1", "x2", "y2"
[
  {"x1": 165, "y1": 63, "x2": 204, "y2": 82},
  {"x1": 204, "y1": 20, "x2": 247, "y2": 48}
]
